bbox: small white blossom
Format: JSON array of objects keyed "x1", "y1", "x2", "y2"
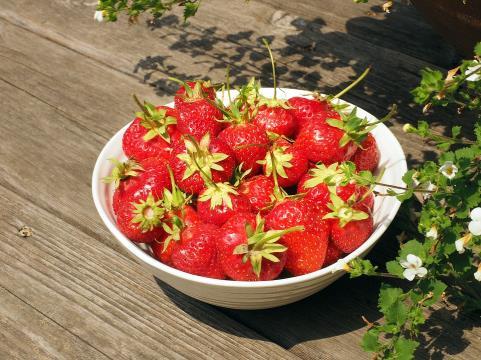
[
  {"x1": 475, "y1": 265, "x2": 481, "y2": 282},
  {"x1": 468, "y1": 207, "x2": 481, "y2": 236},
  {"x1": 94, "y1": 10, "x2": 104, "y2": 22},
  {"x1": 455, "y1": 233, "x2": 472, "y2": 254},
  {"x1": 422, "y1": 181, "x2": 437, "y2": 200},
  {"x1": 426, "y1": 225, "x2": 438, "y2": 239},
  {"x1": 439, "y1": 161, "x2": 458, "y2": 180},
  {"x1": 465, "y1": 60, "x2": 481, "y2": 82},
  {"x1": 400, "y1": 254, "x2": 427, "y2": 281},
  {"x1": 403, "y1": 123, "x2": 413, "y2": 133}
]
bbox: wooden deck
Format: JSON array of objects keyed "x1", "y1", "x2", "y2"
[{"x1": 0, "y1": 0, "x2": 479, "y2": 358}]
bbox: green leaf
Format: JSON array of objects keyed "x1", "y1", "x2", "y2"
[
  {"x1": 474, "y1": 42, "x2": 481, "y2": 56},
  {"x1": 183, "y1": 1, "x2": 200, "y2": 22},
  {"x1": 393, "y1": 336, "x2": 419, "y2": 360},
  {"x1": 386, "y1": 260, "x2": 404, "y2": 278},
  {"x1": 378, "y1": 285, "x2": 407, "y2": 327},
  {"x1": 399, "y1": 240, "x2": 426, "y2": 261},
  {"x1": 361, "y1": 329, "x2": 381, "y2": 352}
]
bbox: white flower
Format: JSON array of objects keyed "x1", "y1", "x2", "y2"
[
  {"x1": 475, "y1": 265, "x2": 481, "y2": 282},
  {"x1": 426, "y1": 225, "x2": 438, "y2": 239},
  {"x1": 439, "y1": 161, "x2": 458, "y2": 180},
  {"x1": 94, "y1": 10, "x2": 104, "y2": 22},
  {"x1": 468, "y1": 207, "x2": 481, "y2": 236},
  {"x1": 465, "y1": 60, "x2": 481, "y2": 82},
  {"x1": 400, "y1": 254, "x2": 427, "y2": 281},
  {"x1": 455, "y1": 233, "x2": 472, "y2": 254},
  {"x1": 422, "y1": 181, "x2": 437, "y2": 200},
  {"x1": 403, "y1": 123, "x2": 413, "y2": 133}
]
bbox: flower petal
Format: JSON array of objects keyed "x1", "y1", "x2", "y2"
[
  {"x1": 468, "y1": 220, "x2": 481, "y2": 236},
  {"x1": 409, "y1": 254, "x2": 422, "y2": 268},
  {"x1": 455, "y1": 239, "x2": 465, "y2": 254},
  {"x1": 470, "y1": 207, "x2": 481, "y2": 221},
  {"x1": 403, "y1": 268, "x2": 416, "y2": 281},
  {"x1": 416, "y1": 267, "x2": 427, "y2": 278},
  {"x1": 400, "y1": 260, "x2": 410, "y2": 269},
  {"x1": 474, "y1": 271, "x2": 481, "y2": 282}
]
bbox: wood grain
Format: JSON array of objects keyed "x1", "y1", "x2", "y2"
[
  {"x1": 0, "y1": 184, "x2": 300, "y2": 360},
  {"x1": 0, "y1": 0, "x2": 479, "y2": 359}
]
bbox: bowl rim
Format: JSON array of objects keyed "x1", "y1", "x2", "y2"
[{"x1": 92, "y1": 88, "x2": 407, "y2": 288}]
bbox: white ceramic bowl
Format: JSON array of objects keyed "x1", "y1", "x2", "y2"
[{"x1": 92, "y1": 88, "x2": 407, "y2": 310}]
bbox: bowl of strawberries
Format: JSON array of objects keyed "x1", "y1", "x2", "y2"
[{"x1": 92, "y1": 77, "x2": 406, "y2": 309}]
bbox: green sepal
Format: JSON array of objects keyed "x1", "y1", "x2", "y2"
[
  {"x1": 323, "y1": 192, "x2": 369, "y2": 227},
  {"x1": 131, "y1": 193, "x2": 165, "y2": 232},
  {"x1": 257, "y1": 146, "x2": 293, "y2": 179},
  {"x1": 133, "y1": 96, "x2": 177, "y2": 143},
  {"x1": 198, "y1": 182, "x2": 238, "y2": 209},
  {"x1": 102, "y1": 158, "x2": 143, "y2": 188}
]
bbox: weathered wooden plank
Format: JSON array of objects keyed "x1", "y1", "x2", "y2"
[
  {"x1": 0, "y1": 287, "x2": 109, "y2": 360},
  {"x1": 0, "y1": 184, "x2": 300, "y2": 360}
]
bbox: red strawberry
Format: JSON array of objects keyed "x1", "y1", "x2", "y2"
[
  {"x1": 238, "y1": 175, "x2": 275, "y2": 213},
  {"x1": 152, "y1": 237, "x2": 175, "y2": 266},
  {"x1": 295, "y1": 114, "x2": 357, "y2": 164},
  {"x1": 287, "y1": 96, "x2": 331, "y2": 130},
  {"x1": 123, "y1": 99, "x2": 180, "y2": 161},
  {"x1": 169, "y1": 133, "x2": 235, "y2": 194},
  {"x1": 351, "y1": 133, "x2": 380, "y2": 172},
  {"x1": 252, "y1": 104, "x2": 296, "y2": 137},
  {"x1": 265, "y1": 198, "x2": 312, "y2": 231},
  {"x1": 217, "y1": 215, "x2": 302, "y2": 281},
  {"x1": 223, "y1": 212, "x2": 257, "y2": 230},
  {"x1": 116, "y1": 193, "x2": 166, "y2": 243},
  {"x1": 324, "y1": 193, "x2": 373, "y2": 253},
  {"x1": 197, "y1": 183, "x2": 252, "y2": 226},
  {"x1": 218, "y1": 123, "x2": 269, "y2": 175},
  {"x1": 173, "y1": 80, "x2": 222, "y2": 140},
  {"x1": 260, "y1": 139, "x2": 308, "y2": 188},
  {"x1": 281, "y1": 230, "x2": 329, "y2": 276},
  {"x1": 297, "y1": 163, "x2": 374, "y2": 213},
  {"x1": 323, "y1": 242, "x2": 344, "y2": 267},
  {"x1": 104, "y1": 157, "x2": 171, "y2": 215},
  {"x1": 171, "y1": 223, "x2": 225, "y2": 279}
]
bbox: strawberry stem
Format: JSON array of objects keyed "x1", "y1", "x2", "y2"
[
  {"x1": 225, "y1": 65, "x2": 232, "y2": 104},
  {"x1": 262, "y1": 38, "x2": 277, "y2": 100},
  {"x1": 333, "y1": 66, "x2": 371, "y2": 99}
]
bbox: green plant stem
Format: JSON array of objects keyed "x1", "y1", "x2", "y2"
[{"x1": 333, "y1": 66, "x2": 371, "y2": 99}]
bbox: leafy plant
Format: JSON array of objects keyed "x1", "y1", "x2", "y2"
[{"x1": 338, "y1": 43, "x2": 481, "y2": 359}]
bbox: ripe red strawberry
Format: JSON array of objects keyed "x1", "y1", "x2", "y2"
[
  {"x1": 122, "y1": 98, "x2": 180, "y2": 161},
  {"x1": 218, "y1": 123, "x2": 269, "y2": 175},
  {"x1": 252, "y1": 104, "x2": 296, "y2": 137},
  {"x1": 116, "y1": 193, "x2": 166, "y2": 243},
  {"x1": 351, "y1": 133, "x2": 380, "y2": 172},
  {"x1": 281, "y1": 230, "x2": 329, "y2": 276},
  {"x1": 238, "y1": 175, "x2": 275, "y2": 213},
  {"x1": 223, "y1": 212, "x2": 257, "y2": 230},
  {"x1": 295, "y1": 114, "x2": 357, "y2": 164},
  {"x1": 323, "y1": 242, "x2": 344, "y2": 267},
  {"x1": 173, "y1": 80, "x2": 222, "y2": 140},
  {"x1": 171, "y1": 223, "x2": 225, "y2": 279},
  {"x1": 169, "y1": 133, "x2": 235, "y2": 194},
  {"x1": 104, "y1": 157, "x2": 171, "y2": 215},
  {"x1": 217, "y1": 215, "x2": 302, "y2": 281},
  {"x1": 259, "y1": 139, "x2": 308, "y2": 188},
  {"x1": 197, "y1": 183, "x2": 252, "y2": 226},
  {"x1": 324, "y1": 193, "x2": 373, "y2": 253},
  {"x1": 297, "y1": 163, "x2": 374, "y2": 213},
  {"x1": 265, "y1": 198, "x2": 312, "y2": 231},
  {"x1": 287, "y1": 96, "x2": 331, "y2": 130}
]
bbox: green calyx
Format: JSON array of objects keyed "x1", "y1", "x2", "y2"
[
  {"x1": 257, "y1": 146, "x2": 293, "y2": 179},
  {"x1": 257, "y1": 95, "x2": 291, "y2": 109},
  {"x1": 303, "y1": 162, "x2": 348, "y2": 189},
  {"x1": 133, "y1": 95, "x2": 177, "y2": 143},
  {"x1": 169, "y1": 78, "x2": 212, "y2": 102},
  {"x1": 323, "y1": 192, "x2": 369, "y2": 227},
  {"x1": 161, "y1": 215, "x2": 183, "y2": 252},
  {"x1": 233, "y1": 214, "x2": 303, "y2": 278},
  {"x1": 236, "y1": 77, "x2": 261, "y2": 110},
  {"x1": 102, "y1": 158, "x2": 143, "y2": 188},
  {"x1": 326, "y1": 105, "x2": 397, "y2": 147},
  {"x1": 198, "y1": 182, "x2": 238, "y2": 210},
  {"x1": 163, "y1": 166, "x2": 190, "y2": 212},
  {"x1": 131, "y1": 193, "x2": 165, "y2": 232},
  {"x1": 176, "y1": 133, "x2": 229, "y2": 182}
]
